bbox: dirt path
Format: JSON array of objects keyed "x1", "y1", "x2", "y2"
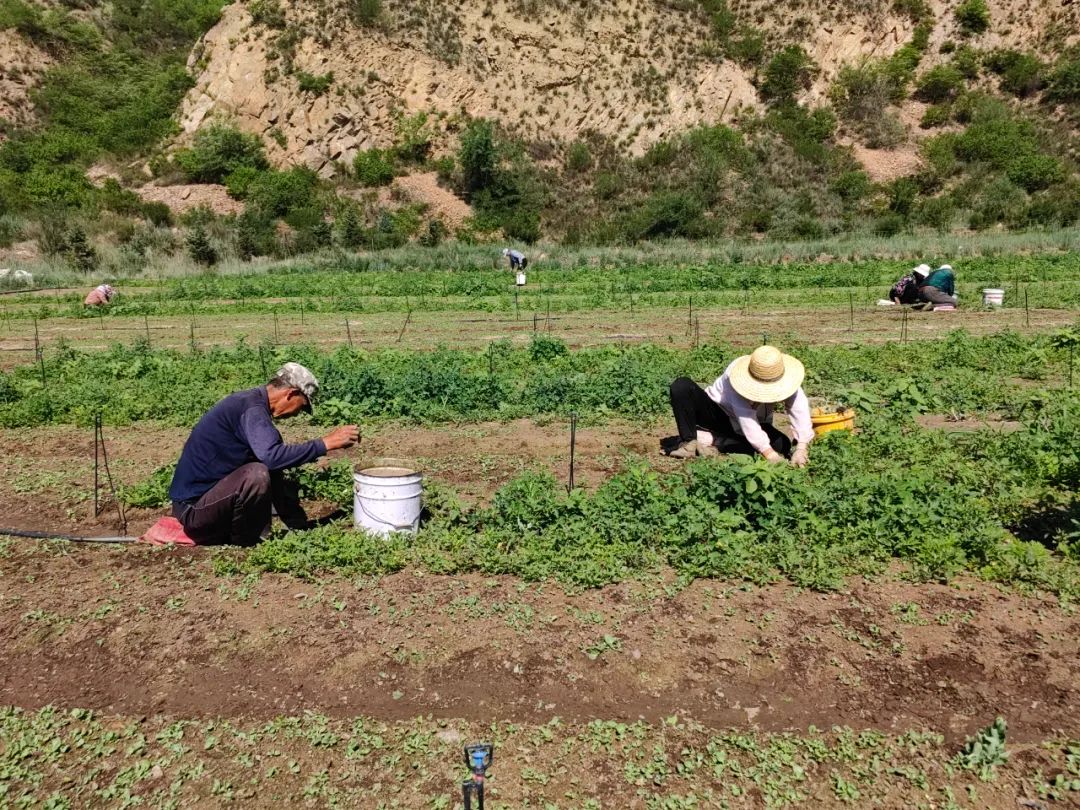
[{"x1": 0, "y1": 544, "x2": 1076, "y2": 744}]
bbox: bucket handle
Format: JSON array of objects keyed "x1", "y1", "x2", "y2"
[{"x1": 356, "y1": 497, "x2": 420, "y2": 532}]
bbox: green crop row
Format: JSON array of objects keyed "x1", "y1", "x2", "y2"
[
  {"x1": 0, "y1": 330, "x2": 1073, "y2": 428},
  {"x1": 214, "y1": 402, "x2": 1080, "y2": 596}
]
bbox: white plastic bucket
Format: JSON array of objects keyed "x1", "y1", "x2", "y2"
[
  {"x1": 982, "y1": 288, "x2": 1004, "y2": 306},
  {"x1": 353, "y1": 463, "x2": 423, "y2": 537},
  {"x1": 515, "y1": 271, "x2": 527, "y2": 287}
]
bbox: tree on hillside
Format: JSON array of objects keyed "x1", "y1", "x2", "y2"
[{"x1": 459, "y1": 119, "x2": 497, "y2": 197}]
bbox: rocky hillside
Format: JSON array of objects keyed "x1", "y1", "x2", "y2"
[{"x1": 179, "y1": 0, "x2": 1080, "y2": 175}]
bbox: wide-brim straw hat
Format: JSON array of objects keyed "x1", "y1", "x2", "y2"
[{"x1": 728, "y1": 345, "x2": 805, "y2": 403}]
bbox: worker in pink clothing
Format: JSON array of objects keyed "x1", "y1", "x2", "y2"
[
  {"x1": 666, "y1": 345, "x2": 814, "y2": 467},
  {"x1": 84, "y1": 284, "x2": 115, "y2": 306}
]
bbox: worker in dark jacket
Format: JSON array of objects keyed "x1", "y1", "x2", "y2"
[
  {"x1": 168, "y1": 363, "x2": 359, "y2": 545},
  {"x1": 915, "y1": 264, "x2": 958, "y2": 307}
]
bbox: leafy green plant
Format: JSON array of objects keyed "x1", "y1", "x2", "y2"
[
  {"x1": 956, "y1": 717, "x2": 1008, "y2": 781},
  {"x1": 954, "y1": 0, "x2": 989, "y2": 35}
]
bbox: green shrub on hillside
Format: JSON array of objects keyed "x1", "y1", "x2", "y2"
[
  {"x1": 175, "y1": 125, "x2": 269, "y2": 183},
  {"x1": 458, "y1": 119, "x2": 497, "y2": 196},
  {"x1": 1046, "y1": 48, "x2": 1080, "y2": 103},
  {"x1": 955, "y1": 0, "x2": 989, "y2": 35},
  {"x1": 985, "y1": 50, "x2": 1045, "y2": 97},
  {"x1": 760, "y1": 46, "x2": 814, "y2": 105},
  {"x1": 34, "y1": 50, "x2": 192, "y2": 155},
  {"x1": 353, "y1": 148, "x2": 396, "y2": 187},
  {"x1": 110, "y1": 0, "x2": 227, "y2": 50},
  {"x1": 248, "y1": 0, "x2": 286, "y2": 28},
  {"x1": 349, "y1": 0, "x2": 381, "y2": 27},
  {"x1": 244, "y1": 167, "x2": 320, "y2": 218},
  {"x1": 915, "y1": 64, "x2": 964, "y2": 102},
  {"x1": 296, "y1": 70, "x2": 334, "y2": 96}
]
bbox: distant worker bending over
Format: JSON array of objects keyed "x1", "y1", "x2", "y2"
[
  {"x1": 915, "y1": 264, "x2": 957, "y2": 308},
  {"x1": 502, "y1": 248, "x2": 528, "y2": 272},
  {"x1": 84, "y1": 284, "x2": 115, "y2": 307},
  {"x1": 666, "y1": 345, "x2": 813, "y2": 467},
  {"x1": 168, "y1": 363, "x2": 359, "y2": 546},
  {"x1": 889, "y1": 264, "x2": 929, "y2": 305}
]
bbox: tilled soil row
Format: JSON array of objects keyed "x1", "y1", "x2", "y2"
[{"x1": 1, "y1": 543, "x2": 1076, "y2": 743}]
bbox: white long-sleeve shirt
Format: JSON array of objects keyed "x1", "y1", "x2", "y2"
[{"x1": 703, "y1": 360, "x2": 814, "y2": 454}]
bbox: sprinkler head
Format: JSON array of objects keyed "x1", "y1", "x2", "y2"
[{"x1": 464, "y1": 743, "x2": 494, "y2": 776}]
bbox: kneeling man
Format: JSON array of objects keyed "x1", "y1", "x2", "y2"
[{"x1": 168, "y1": 363, "x2": 359, "y2": 545}]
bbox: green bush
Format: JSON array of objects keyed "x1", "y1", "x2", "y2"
[
  {"x1": 458, "y1": 119, "x2": 497, "y2": 196},
  {"x1": 349, "y1": 0, "x2": 381, "y2": 26},
  {"x1": 245, "y1": 168, "x2": 319, "y2": 219},
  {"x1": 186, "y1": 224, "x2": 217, "y2": 265},
  {"x1": 951, "y1": 45, "x2": 981, "y2": 79},
  {"x1": 985, "y1": 50, "x2": 1044, "y2": 97},
  {"x1": 175, "y1": 125, "x2": 269, "y2": 184},
  {"x1": 1046, "y1": 48, "x2": 1080, "y2": 103},
  {"x1": 248, "y1": 0, "x2": 286, "y2": 28},
  {"x1": 955, "y1": 0, "x2": 989, "y2": 35},
  {"x1": 920, "y1": 104, "x2": 951, "y2": 128},
  {"x1": 392, "y1": 112, "x2": 433, "y2": 164},
  {"x1": 353, "y1": 148, "x2": 396, "y2": 187},
  {"x1": 296, "y1": 70, "x2": 333, "y2": 96},
  {"x1": 915, "y1": 65, "x2": 965, "y2": 102},
  {"x1": 566, "y1": 141, "x2": 592, "y2": 173},
  {"x1": 760, "y1": 46, "x2": 814, "y2": 105},
  {"x1": 1006, "y1": 153, "x2": 1064, "y2": 192}
]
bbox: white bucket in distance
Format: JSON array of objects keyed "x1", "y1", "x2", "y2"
[
  {"x1": 516, "y1": 271, "x2": 527, "y2": 287},
  {"x1": 983, "y1": 288, "x2": 1005, "y2": 306},
  {"x1": 353, "y1": 463, "x2": 423, "y2": 537}
]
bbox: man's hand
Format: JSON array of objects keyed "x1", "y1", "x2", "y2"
[
  {"x1": 791, "y1": 445, "x2": 809, "y2": 468},
  {"x1": 762, "y1": 448, "x2": 785, "y2": 465},
  {"x1": 323, "y1": 425, "x2": 360, "y2": 451}
]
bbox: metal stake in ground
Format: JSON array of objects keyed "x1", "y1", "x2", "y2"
[
  {"x1": 848, "y1": 291, "x2": 855, "y2": 332},
  {"x1": 567, "y1": 412, "x2": 578, "y2": 493},
  {"x1": 93, "y1": 414, "x2": 127, "y2": 533},
  {"x1": 1024, "y1": 287, "x2": 1030, "y2": 328},
  {"x1": 345, "y1": 318, "x2": 354, "y2": 348},
  {"x1": 143, "y1": 314, "x2": 151, "y2": 346},
  {"x1": 396, "y1": 308, "x2": 412, "y2": 343}
]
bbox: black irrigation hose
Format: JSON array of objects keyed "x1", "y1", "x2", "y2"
[{"x1": 0, "y1": 528, "x2": 138, "y2": 544}]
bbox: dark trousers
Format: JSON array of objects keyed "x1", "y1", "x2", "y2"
[
  {"x1": 918, "y1": 285, "x2": 957, "y2": 306},
  {"x1": 669, "y1": 377, "x2": 792, "y2": 457},
  {"x1": 172, "y1": 463, "x2": 308, "y2": 546}
]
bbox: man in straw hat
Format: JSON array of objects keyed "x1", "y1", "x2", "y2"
[
  {"x1": 666, "y1": 345, "x2": 813, "y2": 467},
  {"x1": 168, "y1": 362, "x2": 360, "y2": 545}
]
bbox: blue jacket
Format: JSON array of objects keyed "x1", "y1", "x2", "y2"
[{"x1": 169, "y1": 387, "x2": 326, "y2": 503}]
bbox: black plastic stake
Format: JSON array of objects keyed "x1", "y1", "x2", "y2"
[
  {"x1": 144, "y1": 314, "x2": 151, "y2": 345},
  {"x1": 848, "y1": 291, "x2": 855, "y2": 332},
  {"x1": 567, "y1": 412, "x2": 578, "y2": 493},
  {"x1": 1024, "y1": 288, "x2": 1030, "y2": 328},
  {"x1": 694, "y1": 317, "x2": 700, "y2": 349},
  {"x1": 300, "y1": 298, "x2": 305, "y2": 325},
  {"x1": 514, "y1": 288, "x2": 519, "y2": 320},
  {"x1": 98, "y1": 307, "x2": 105, "y2": 333},
  {"x1": 345, "y1": 318, "x2": 354, "y2": 348},
  {"x1": 396, "y1": 309, "x2": 412, "y2": 343},
  {"x1": 533, "y1": 312, "x2": 538, "y2": 332},
  {"x1": 93, "y1": 413, "x2": 100, "y2": 517},
  {"x1": 688, "y1": 296, "x2": 693, "y2": 333},
  {"x1": 274, "y1": 311, "x2": 280, "y2": 343}
]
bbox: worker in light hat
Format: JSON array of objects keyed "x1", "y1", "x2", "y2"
[
  {"x1": 666, "y1": 346, "x2": 814, "y2": 467},
  {"x1": 168, "y1": 362, "x2": 360, "y2": 545},
  {"x1": 915, "y1": 264, "x2": 958, "y2": 308}
]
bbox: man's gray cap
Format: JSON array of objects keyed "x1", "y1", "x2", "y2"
[{"x1": 274, "y1": 362, "x2": 319, "y2": 412}]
